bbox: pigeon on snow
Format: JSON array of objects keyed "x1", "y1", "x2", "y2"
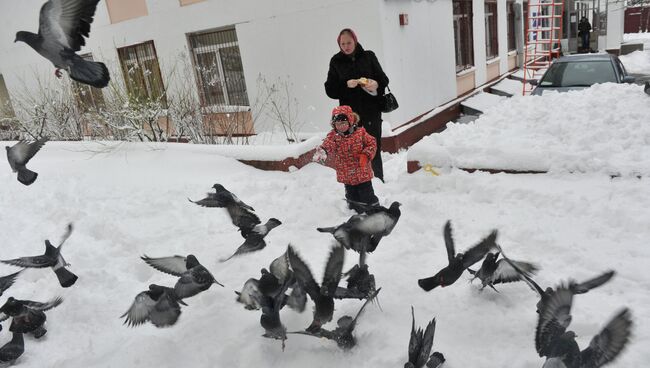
[
  {"x1": 141, "y1": 254, "x2": 224, "y2": 299},
  {"x1": 405, "y1": 306, "x2": 445, "y2": 368},
  {"x1": 0, "y1": 296, "x2": 64, "y2": 338},
  {"x1": 5, "y1": 137, "x2": 48, "y2": 186},
  {"x1": 535, "y1": 286, "x2": 632, "y2": 368},
  {"x1": 1, "y1": 223, "x2": 77, "y2": 288},
  {"x1": 418, "y1": 221, "x2": 497, "y2": 292},
  {"x1": 15, "y1": 0, "x2": 110, "y2": 88}
]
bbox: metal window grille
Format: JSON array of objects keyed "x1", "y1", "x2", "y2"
[
  {"x1": 453, "y1": 0, "x2": 475, "y2": 72},
  {"x1": 485, "y1": 1, "x2": 499, "y2": 59},
  {"x1": 507, "y1": 1, "x2": 516, "y2": 51},
  {"x1": 0, "y1": 74, "x2": 15, "y2": 118},
  {"x1": 117, "y1": 41, "x2": 167, "y2": 107},
  {"x1": 72, "y1": 54, "x2": 106, "y2": 112},
  {"x1": 187, "y1": 28, "x2": 249, "y2": 107}
]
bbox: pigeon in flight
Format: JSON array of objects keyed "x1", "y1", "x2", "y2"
[
  {"x1": 0, "y1": 296, "x2": 64, "y2": 338},
  {"x1": 288, "y1": 244, "x2": 344, "y2": 332},
  {"x1": 0, "y1": 333, "x2": 25, "y2": 365},
  {"x1": 418, "y1": 221, "x2": 498, "y2": 292},
  {"x1": 467, "y1": 250, "x2": 538, "y2": 291},
  {"x1": 5, "y1": 137, "x2": 49, "y2": 186},
  {"x1": 15, "y1": 0, "x2": 109, "y2": 88},
  {"x1": 121, "y1": 284, "x2": 187, "y2": 328},
  {"x1": 141, "y1": 254, "x2": 224, "y2": 299},
  {"x1": 288, "y1": 288, "x2": 381, "y2": 350},
  {"x1": 189, "y1": 184, "x2": 282, "y2": 261},
  {"x1": 0, "y1": 271, "x2": 22, "y2": 297},
  {"x1": 404, "y1": 306, "x2": 445, "y2": 368},
  {"x1": 1, "y1": 223, "x2": 77, "y2": 287},
  {"x1": 535, "y1": 286, "x2": 632, "y2": 368}
]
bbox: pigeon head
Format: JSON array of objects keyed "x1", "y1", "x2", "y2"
[
  {"x1": 267, "y1": 218, "x2": 282, "y2": 228},
  {"x1": 185, "y1": 254, "x2": 199, "y2": 269},
  {"x1": 14, "y1": 31, "x2": 37, "y2": 45},
  {"x1": 212, "y1": 184, "x2": 226, "y2": 192},
  {"x1": 0, "y1": 297, "x2": 23, "y2": 316}
]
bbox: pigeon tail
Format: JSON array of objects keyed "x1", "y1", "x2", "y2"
[
  {"x1": 418, "y1": 276, "x2": 439, "y2": 292},
  {"x1": 316, "y1": 227, "x2": 336, "y2": 234},
  {"x1": 426, "y1": 352, "x2": 446, "y2": 368},
  {"x1": 17, "y1": 168, "x2": 38, "y2": 186},
  {"x1": 68, "y1": 54, "x2": 110, "y2": 88},
  {"x1": 54, "y1": 267, "x2": 78, "y2": 288}
]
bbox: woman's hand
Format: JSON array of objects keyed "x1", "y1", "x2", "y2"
[
  {"x1": 347, "y1": 79, "x2": 360, "y2": 88},
  {"x1": 364, "y1": 79, "x2": 378, "y2": 92}
]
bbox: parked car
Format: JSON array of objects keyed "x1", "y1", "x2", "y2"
[{"x1": 531, "y1": 53, "x2": 636, "y2": 95}]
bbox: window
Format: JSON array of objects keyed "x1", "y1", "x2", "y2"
[
  {"x1": 117, "y1": 41, "x2": 167, "y2": 107},
  {"x1": 105, "y1": 0, "x2": 147, "y2": 24},
  {"x1": 485, "y1": 0, "x2": 499, "y2": 59},
  {"x1": 73, "y1": 54, "x2": 105, "y2": 112},
  {"x1": 506, "y1": 2, "x2": 515, "y2": 50},
  {"x1": 188, "y1": 28, "x2": 249, "y2": 107},
  {"x1": 0, "y1": 74, "x2": 15, "y2": 118},
  {"x1": 453, "y1": 0, "x2": 475, "y2": 72}
]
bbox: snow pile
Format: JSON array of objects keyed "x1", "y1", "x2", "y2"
[
  {"x1": 620, "y1": 49, "x2": 650, "y2": 75},
  {"x1": 408, "y1": 83, "x2": 650, "y2": 175}
]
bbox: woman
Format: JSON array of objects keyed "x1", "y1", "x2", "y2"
[{"x1": 325, "y1": 28, "x2": 389, "y2": 182}]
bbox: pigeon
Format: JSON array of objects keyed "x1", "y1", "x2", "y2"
[
  {"x1": 333, "y1": 263, "x2": 377, "y2": 300},
  {"x1": 189, "y1": 184, "x2": 282, "y2": 261},
  {"x1": 404, "y1": 306, "x2": 445, "y2": 368},
  {"x1": 418, "y1": 221, "x2": 497, "y2": 292},
  {"x1": 288, "y1": 288, "x2": 381, "y2": 350},
  {"x1": 0, "y1": 333, "x2": 24, "y2": 365},
  {"x1": 1, "y1": 223, "x2": 77, "y2": 287},
  {"x1": 141, "y1": 254, "x2": 224, "y2": 299},
  {"x1": 467, "y1": 250, "x2": 539, "y2": 291},
  {"x1": 536, "y1": 286, "x2": 632, "y2": 368},
  {"x1": 14, "y1": 0, "x2": 110, "y2": 88},
  {"x1": 0, "y1": 271, "x2": 22, "y2": 297},
  {"x1": 502, "y1": 250, "x2": 615, "y2": 314},
  {"x1": 644, "y1": 81, "x2": 649, "y2": 96},
  {"x1": 121, "y1": 284, "x2": 187, "y2": 328},
  {"x1": 317, "y1": 201, "x2": 402, "y2": 254},
  {"x1": 288, "y1": 244, "x2": 344, "y2": 332},
  {"x1": 5, "y1": 138, "x2": 49, "y2": 186},
  {"x1": 0, "y1": 296, "x2": 64, "y2": 338}
]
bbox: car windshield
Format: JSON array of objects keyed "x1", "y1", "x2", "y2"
[{"x1": 539, "y1": 61, "x2": 617, "y2": 87}]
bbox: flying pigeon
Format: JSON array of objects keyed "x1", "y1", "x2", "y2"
[
  {"x1": 0, "y1": 271, "x2": 22, "y2": 297},
  {"x1": 141, "y1": 254, "x2": 224, "y2": 299},
  {"x1": 5, "y1": 137, "x2": 49, "y2": 186},
  {"x1": 0, "y1": 333, "x2": 24, "y2": 365},
  {"x1": 288, "y1": 244, "x2": 344, "y2": 332},
  {"x1": 1, "y1": 223, "x2": 77, "y2": 287},
  {"x1": 467, "y1": 250, "x2": 539, "y2": 291},
  {"x1": 418, "y1": 221, "x2": 497, "y2": 292},
  {"x1": 189, "y1": 184, "x2": 282, "y2": 261},
  {"x1": 404, "y1": 306, "x2": 445, "y2": 368},
  {"x1": 644, "y1": 81, "x2": 649, "y2": 96},
  {"x1": 14, "y1": 0, "x2": 110, "y2": 88},
  {"x1": 535, "y1": 286, "x2": 632, "y2": 368},
  {"x1": 288, "y1": 288, "x2": 381, "y2": 350},
  {"x1": 0, "y1": 296, "x2": 64, "y2": 338},
  {"x1": 121, "y1": 284, "x2": 187, "y2": 328}
]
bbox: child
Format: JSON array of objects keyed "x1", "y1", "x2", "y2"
[{"x1": 313, "y1": 105, "x2": 379, "y2": 212}]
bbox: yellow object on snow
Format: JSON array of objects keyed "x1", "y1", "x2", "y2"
[{"x1": 423, "y1": 164, "x2": 440, "y2": 176}]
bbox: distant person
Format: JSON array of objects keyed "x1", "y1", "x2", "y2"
[
  {"x1": 325, "y1": 28, "x2": 389, "y2": 182},
  {"x1": 313, "y1": 106, "x2": 379, "y2": 212},
  {"x1": 578, "y1": 17, "x2": 592, "y2": 51}
]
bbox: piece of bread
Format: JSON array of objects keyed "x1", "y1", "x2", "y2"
[{"x1": 358, "y1": 77, "x2": 368, "y2": 85}]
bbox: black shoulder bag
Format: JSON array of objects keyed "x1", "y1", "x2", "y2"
[{"x1": 380, "y1": 86, "x2": 398, "y2": 113}]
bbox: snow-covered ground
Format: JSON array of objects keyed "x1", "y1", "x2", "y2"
[
  {"x1": 620, "y1": 32, "x2": 650, "y2": 75},
  {"x1": 0, "y1": 132, "x2": 648, "y2": 367}
]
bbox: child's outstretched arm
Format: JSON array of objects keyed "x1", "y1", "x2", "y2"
[{"x1": 314, "y1": 131, "x2": 337, "y2": 163}]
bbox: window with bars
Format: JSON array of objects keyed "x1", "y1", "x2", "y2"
[
  {"x1": 507, "y1": 1, "x2": 516, "y2": 51},
  {"x1": 73, "y1": 54, "x2": 105, "y2": 112},
  {"x1": 117, "y1": 41, "x2": 167, "y2": 107},
  {"x1": 485, "y1": 0, "x2": 499, "y2": 59},
  {"x1": 188, "y1": 28, "x2": 249, "y2": 107},
  {"x1": 453, "y1": 0, "x2": 475, "y2": 72},
  {"x1": 0, "y1": 74, "x2": 15, "y2": 119}
]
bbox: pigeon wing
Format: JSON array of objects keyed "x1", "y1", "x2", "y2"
[
  {"x1": 443, "y1": 220, "x2": 456, "y2": 263},
  {"x1": 38, "y1": 0, "x2": 100, "y2": 51},
  {"x1": 287, "y1": 245, "x2": 321, "y2": 301},
  {"x1": 571, "y1": 270, "x2": 615, "y2": 294},
  {"x1": 8, "y1": 139, "x2": 48, "y2": 166},
  {"x1": 580, "y1": 308, "x2": 633, "y2": 368},
  {"x1": 1, "y1": 255, "x2": 53, "y2": 268},
  {"x1": 188, "y1": 192, "x2": 224, "y2": 207},
  {"x1": 141, "y1": 255, "x2": 188, "y2": 276},
  {"x1": 536, "y1": 287, "x2": 574, "y2": 357},
  {"x1": 269, "y1": 251, "x2": 291, "y2": 284},
  {"x1": 408, "y1": 306, "x2": 424, "y2": 365},
  {"x1": 121, "y1": 291, "x2": 156, "y2": 327},
  {"x1": 0, "y1": 271, "x2": 22, "y2": 295},
  {"x1": 226, "y1": 204, "x2": 261, "y2": 235},
  {"x1": 320, "y1": 245, "x2": 344, "y2": 296},
  {"x1": 418, "y1": 317, "x2": 437, "y2": 368},
  {"x1": 219, "y1": 234, "x2": 265, "y2": 262},
  {"x1": 461, "y1": 230, "x2": 498, "y2": 269},
  {"x1": 346, "y1": 288, "x2": 380, "y2": 332},
  {"x1": 22, "y1": 296, "x2": 64, "y2": 311},
  {"x1": 492, "y1": 259, "x2": 539, "y2": 285},
  {"x1": 498, "y1": 248, "x2": 545, "y2": 297}
]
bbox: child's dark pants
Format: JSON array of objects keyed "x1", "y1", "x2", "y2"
[{"x1": 344, "y1": 181, "x2": 379, "y2": 212}]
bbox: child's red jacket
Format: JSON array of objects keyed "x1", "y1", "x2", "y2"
[{"x1": 320, "y1": 127, "x2": 377, "y2": 185}]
